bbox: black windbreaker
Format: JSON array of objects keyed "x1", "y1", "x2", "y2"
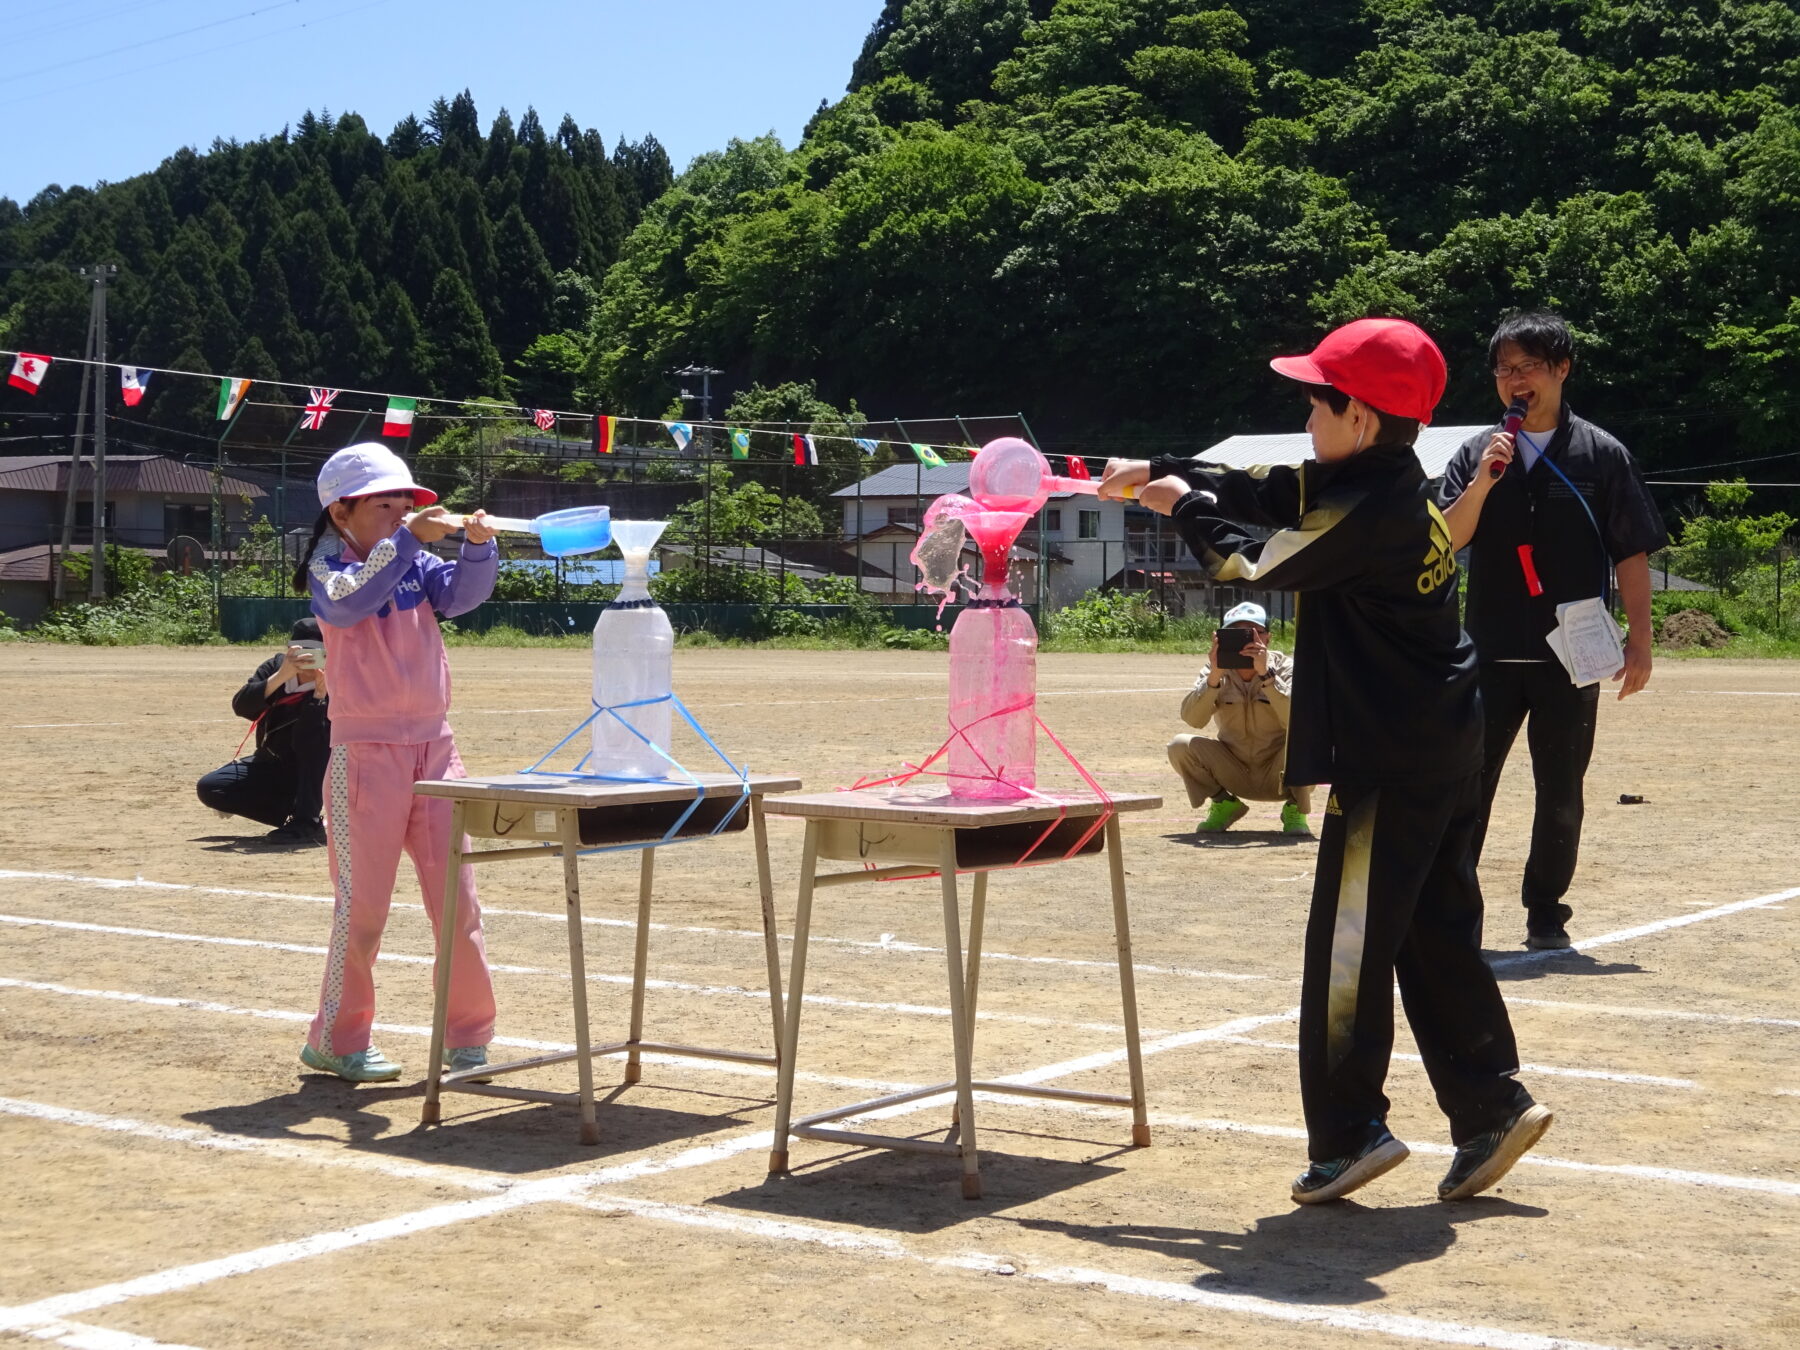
[
  {"x1": 1150, "y1": 442, "x2": 1482, "y2": 789},
  {"x1": 233, "y1": 654, "x2": 330, "y2": 761},
  {"x1": 1438, "y1": 405, "x2": 1667, "y2": 662}
]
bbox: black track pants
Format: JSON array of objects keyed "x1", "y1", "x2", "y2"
[
  {"x1": 196, "y1": 746, "x2": 325, "y2": 829},
  {"x1": 1299, "y1": 774, "x2": 1534, "y2": 1160},
  {"x1": 1472, "y1": 661, "x2": 1599, "y2": 915}
]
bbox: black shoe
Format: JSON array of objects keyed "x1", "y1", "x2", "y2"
[
  {"x1": 1525, "y1": 903, "x2": 1573, "y2": 950},
  {"x1": 263, "y1": 819, "x2": 326, "y2": 847},
  {"x1": 1292, "y1": 1127, "x2": 1409, "y2": 1205},
  {"x1": 1438, "y1": 1104, "x2": 1554, "y2": 1201}
]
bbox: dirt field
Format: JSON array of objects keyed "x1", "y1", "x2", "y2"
[{"x1": 1, "y1": 645, "x2": 1796, "y2": 1350}]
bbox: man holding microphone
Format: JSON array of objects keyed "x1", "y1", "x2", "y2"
[{"x1": 1438, "y1": 311, "x2": 1666, "y2": 950}]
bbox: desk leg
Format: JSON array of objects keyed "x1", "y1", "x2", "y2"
[
  {"x1": 769, "y1": 819, "x2": 818, "y2": 1176},
  {"x1": 421, "y1": 801, "x2": 465, "y2": 1127},
  {"x1": 951, "y1": 870, "x2": 987, "y2": 1131},
  {"x1": 1106, "y1": 814, "x2": 1150, "y2": 1148},
  {"x1": 751, "y1": 796, "x2": 785, "y2": 1061},
  {"x1": 937, "y1": 833, "x2": 981, "y2": 1200},
  {"x1": 560, "y1": 812, "x2": 600, "y2": 1145},
  {"x1": 624, "y1": 847, "x2": 655, "y2": 1085}
]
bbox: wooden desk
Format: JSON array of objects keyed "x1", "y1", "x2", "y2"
[
  {"x1": 761, "y1": 786, "x2": 1161, "y2": 1198},
  {"x1": 414, "y1": 771, "x2": 802, "y2": 1144}
]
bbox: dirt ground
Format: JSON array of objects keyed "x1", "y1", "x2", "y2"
[{"x1": 0, "y1": 645, "x2": 1796, "y2": 1350}]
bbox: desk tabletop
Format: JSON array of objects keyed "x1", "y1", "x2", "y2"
[
  {"x1": 761, "y1": 785, "x2": 1160, "y2": 827},
  {"x1": 415, "y1": 772, "x2": 803, "y2": 808}
]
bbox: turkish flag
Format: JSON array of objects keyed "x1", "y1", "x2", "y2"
[
  {"x1": 8, "y1": 352, "x2": 51, "y2": 395},
  {"x1": 1064, "y1": 454, "x2": 1091, "y2": 480}
]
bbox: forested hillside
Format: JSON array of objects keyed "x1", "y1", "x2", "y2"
[
  {"x1": 4, "y1": 1, "x2": 1799, "y2": 473},
  {"x1": 591, "y1": 0, "x2": 1800, "y2": 464},
  {"x1": 0, "y1": 92, "x2": 669, "y2": 425}
]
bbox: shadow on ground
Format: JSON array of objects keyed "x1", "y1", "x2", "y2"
[
  {"x1": 185, "y1": 1076, "x2": 764, "y2": 1175},
  {"x1": 189, "y1": 832, "x2": 324, "y2": 855},
  {"x1": 1485, "y1": 949, "x2": 1644, "y2": 980},
  {"x1": 1162, "y1": 830, "x2": 1316, "y2": 851},
  {"x1": 1015, "y1": 1196, "x2": 1548, "y2": 1304}
]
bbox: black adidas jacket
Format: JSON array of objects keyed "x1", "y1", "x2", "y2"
[
  {"x1": 1438, "y1": 405, "x2": 1667, "y2": 662},
  {"x1": 1149, "y1": 442, "x2": 1482, "y2": 788}
]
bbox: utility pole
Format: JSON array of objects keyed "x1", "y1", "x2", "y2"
[
  {"x1": 81, "y1": 264, "x2": 116, "y2": 600},
  {"x1": 54, "y1": 296, "x2": 98, "y2": 607}
]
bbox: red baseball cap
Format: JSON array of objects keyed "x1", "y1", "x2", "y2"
[{"x1": 1269, "y1": 317, "x2": 1447, "y2": 425}]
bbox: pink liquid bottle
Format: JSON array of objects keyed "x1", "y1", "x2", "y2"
[{"x1": 946, "y1": 509, "x2": 1037, "y2": 798}]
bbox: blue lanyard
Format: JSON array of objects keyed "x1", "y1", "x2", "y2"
[{"x1": 1529, "y1": 436, "x2": 1611, "y2": 602}]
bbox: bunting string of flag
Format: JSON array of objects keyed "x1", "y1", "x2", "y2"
[{"x1": 0, "y1": 345, "x2": 1046, "y2": 466}]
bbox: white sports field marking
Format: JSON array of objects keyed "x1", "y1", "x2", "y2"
[
  {"x1": 1505, "y1": 996, "x2": 1800, "y2": 1030},
  {"x1": 0, "y1": 912, "x2": 1161, "y2": 1039},
  {"x1": 1697, "y1": 690, "x2": 1800, "y2": 696},
  {"x1": 0, "y1": 869, "x2": 1277, "y2": 985},
  {"x1": 1492, "y1": 885, "x2": 1800, "y2": 967},
  {"x1": 2, "y1": 685, "x2": 1196, "y2": 732},
  {"x1": 0, "y1": 1315, "x2": 206, "y2": 1349},
  {"x1": 1216, "y1": 1036, "x2": 1699, "y2": 1090}
]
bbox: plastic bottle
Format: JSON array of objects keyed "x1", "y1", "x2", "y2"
[
  {"x1": 946, "y1": 510, "x2": 1036, "y2": 797},
  {"x1": 591, "y1": 521, "x2": 674, "y2": 778}
]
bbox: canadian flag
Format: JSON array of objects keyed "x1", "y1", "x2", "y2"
[{"x1": 8, "y1": 352, "x2": 51, "y2": 395}]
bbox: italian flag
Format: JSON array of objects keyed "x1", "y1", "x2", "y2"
[
  {"x1": 593, "y1": 414, "x2": 617, "y2": 455},
  {"x1": 382, "y1": 396, "x2": 416, "y2": 438}
]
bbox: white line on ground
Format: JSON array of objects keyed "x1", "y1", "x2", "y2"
[
  {"x1": 1492, "y1": 885, "x2": 1800, "y2": 966},
  {"x1": 1216, "y1": 1036, "x2": 1699, "y2": 1090},
  {"x1": 1696, "y1": 691, "x2": 1800, "y2": 697},
  {"x1": 0, "y1": 869, "x2": 1277, "y2": 985},
  {"x1": 0, "y1": 912, "x2": 1160, "y2": 1038},
  {"x1": 1505, "y1": 996, "x2": 1800, "y2": 1030},
  {"x1": 0, "y1": 1315, "x2": 207, "y2": 1350}
]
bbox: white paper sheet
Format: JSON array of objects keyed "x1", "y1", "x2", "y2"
[{"x1": 1546, "y1": 596, "x2": 1625, "y2": 686}]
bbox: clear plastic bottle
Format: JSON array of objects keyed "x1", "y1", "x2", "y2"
[
  {"x1": 946, "y1": 511, "x2": 1037, "y2": 797},
  {"x1": 591, "y1": 521, "x2": 674, "y2": 778}
]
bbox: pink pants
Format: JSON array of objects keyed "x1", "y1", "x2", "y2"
[{"x1": 308, "y1": 737, "x2": 496, "y2": 1057}]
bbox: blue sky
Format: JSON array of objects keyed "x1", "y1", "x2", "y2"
[{"x1": 2, "y1": 0, "x2": 881, "y2": 202}]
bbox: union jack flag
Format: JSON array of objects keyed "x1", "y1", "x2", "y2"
[
  {"x1": 301, "y1": 388, "x2": 338, "y2": 430},
  {"x1": 533, "y1": 408, "x2": 556, "y2": 431}
]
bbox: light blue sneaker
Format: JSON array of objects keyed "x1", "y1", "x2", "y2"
[
  {"x1": 299, "y1": 1043, "x2": 403, "y2": 1083},
  {"x1": 443, "y1": 1044, "x2": 493, "y2": 1083}
]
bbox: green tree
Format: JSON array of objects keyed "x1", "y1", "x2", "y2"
[
  {"x1": 424, "y1": 268, "x2": 506, "y2": 396},
  {"x1": 1669, "y1": 480, "x2": 1795, "y2": 595}
]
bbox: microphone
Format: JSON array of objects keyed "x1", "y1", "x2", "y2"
[{"x1": 1491, "y1": 397, "x2": 1529, "y2": 479}]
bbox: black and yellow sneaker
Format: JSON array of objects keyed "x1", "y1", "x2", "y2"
[
  {"x1": 1291, "y1": 1127, "x2": 1409, "y2": 1205},
  {"x1": 1438, "y1": 1104, "x2": 1554, "y2": 1201}
]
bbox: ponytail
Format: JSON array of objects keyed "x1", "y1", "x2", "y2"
[{"x1": 291, "y1": 509, "x2": 332, "y2": 593}]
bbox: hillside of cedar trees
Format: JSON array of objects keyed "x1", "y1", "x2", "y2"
[{"x1": 3, "y1": 2, "x2": 1799, "y2": 493}]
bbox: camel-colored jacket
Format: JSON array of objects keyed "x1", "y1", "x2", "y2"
[{"x1": 1179, "y1": 650, "x2": 1305, "y2": 805}]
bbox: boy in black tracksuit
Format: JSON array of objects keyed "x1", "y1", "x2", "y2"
[
  {"x1": 196, "y1": 619, "x2": 331, "y2": 844},
  {"x1": 1102, "y1": 318, "x2": 1549, "y2": 1205}
]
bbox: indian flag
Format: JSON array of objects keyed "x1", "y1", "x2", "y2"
[
  {"x1": 216, "y1": 377, "x2": 252, "y2": 421},
  {"x1": 382, "y1": 396, "x2": 416, "y2": 438}
]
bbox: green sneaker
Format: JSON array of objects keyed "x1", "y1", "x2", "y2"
[
  {"x1": 1197, "y1": 798, "x2": 1248, "y2": 833},
  {"x1": 1280, "y1": 802, "x2": 1312, "y2": 836},
  {"x1": 443, "y1": 1044, "x2": 493, "y2": 1084},
  {"x1": 300, "y1": 1043, "x2": 403, "y2": 1083}
]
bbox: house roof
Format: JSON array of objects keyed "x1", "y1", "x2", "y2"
[
  {"x1": 0, "y1": 455, "x2": 270, "y2": 499},
  {"x1": 1194, "y1": 426, "x2": 1486, "y2": 479}
]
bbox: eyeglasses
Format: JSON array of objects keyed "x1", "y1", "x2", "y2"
[{"x1": 1493, "y1": 359, "x2": 1546, "y2": 379}]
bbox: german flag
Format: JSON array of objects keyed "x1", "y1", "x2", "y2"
[{"x1": 592, "y1": 414, "x2": 617, "y2": 455}]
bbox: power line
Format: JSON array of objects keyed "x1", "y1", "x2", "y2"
[
  {"x1": 13, "y1": 0, "x2": 192, "y2": 46},
  {"x1": 8, "y1": 0, "x2": 305, "y2": 85}
]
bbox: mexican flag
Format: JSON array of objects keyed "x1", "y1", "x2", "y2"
[
  {"x1": 382, "y1": 396, "x2": 416, "y2": 438},
  {"x1": 910, "y1": 442, "x2": 945, "y2": 468},
  {"x1": 729, "y1": 428, "x2": 751, "y2": 460},
  {"x1": 216, "y1": 377, "x2": 252, "y2": 420}
]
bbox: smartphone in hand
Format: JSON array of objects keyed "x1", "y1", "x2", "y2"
[
  {"x1": 292, "y1": 640, "x2": 326, "y2": 671},
  {"x1": 1216, "y1": 628, "x2": 1255, "y2": 670}
]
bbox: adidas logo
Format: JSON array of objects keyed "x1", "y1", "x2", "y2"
[{"x1": 1416, "y1": 505, "x2": 1458, "y2": 594}]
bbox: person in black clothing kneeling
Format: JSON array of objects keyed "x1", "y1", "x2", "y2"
[
  {"x1": 196, "y1": 618, "x2": 331, "y2": 845},
  {"x1": 1100, "y1": 318, "x2": 1550, "y2": 1206},
  {"x1": 1439, "y1": 311, "x2": 1667, "y2": 950}
]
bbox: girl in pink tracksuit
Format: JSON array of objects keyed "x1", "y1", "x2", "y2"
[{"x1": 293, "y1": 443, "x2": 499, "y2": 1083}]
